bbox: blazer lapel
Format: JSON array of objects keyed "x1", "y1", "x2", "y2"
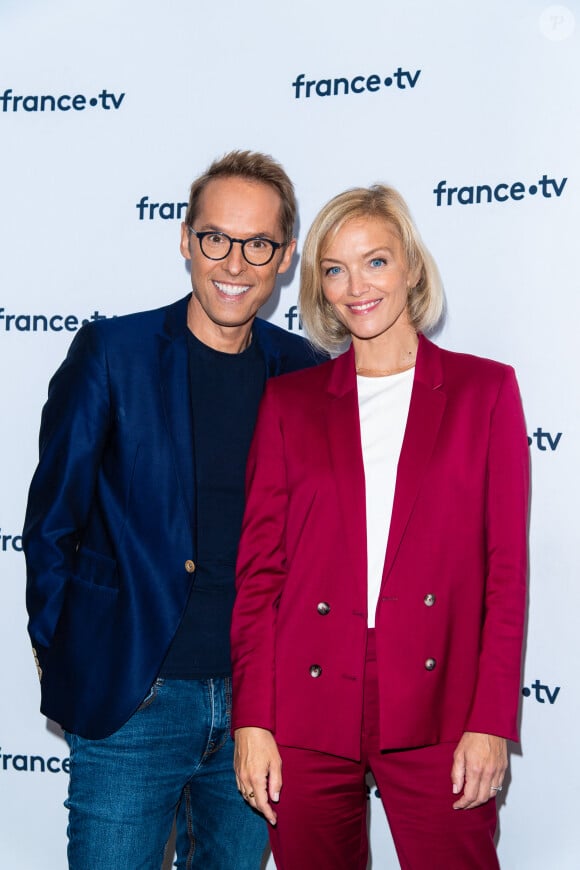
[
  {"x1": 383, "y1": 335, "x2": 446, "y2": 579},
  {"x1": 158, "y1": 299, "x2": 196, "y2": 535},
  {"x1": 325, "y1": 346, "x2": 368, "y2": 594}
]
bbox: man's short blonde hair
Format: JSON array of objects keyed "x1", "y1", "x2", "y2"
[{"x1": 185, "y1": 150, "x2": 296, "y2": 244}]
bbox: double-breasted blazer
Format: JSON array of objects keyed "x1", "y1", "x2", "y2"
[
  {"x1": 23, "y1": 295, "x2": 324, "y2": 739},
  {"x1": 231, "y1": 335, "x2": 529, "y2": 761}
]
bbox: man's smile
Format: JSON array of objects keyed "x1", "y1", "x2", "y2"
[{"x1": 213, "y1": 280, "x2": 252, "y2": 297}]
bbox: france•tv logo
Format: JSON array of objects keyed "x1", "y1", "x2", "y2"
[
  {"x1": 527, "y1": 428, "x2": 562, "y2": 451},
  {"x1": 522, "y1": 680, "x2": 560, "y2": 705},
  {"x1": 433, "y1": 174, "x2": 566, "y2": 207},
  {"x1": 284, "y1": 305, "x2": 302, "y2": 332}
]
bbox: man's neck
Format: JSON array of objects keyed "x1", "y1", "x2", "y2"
[{"x1": 187, "y1": 300, "x2": 254, "y2": 354}]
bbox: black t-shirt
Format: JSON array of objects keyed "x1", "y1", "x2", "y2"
[{"x1": 159, "y1": 330, "x2": 266, "y2": 678}]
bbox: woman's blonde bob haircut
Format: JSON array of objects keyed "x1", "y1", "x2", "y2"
[{"x1": 300, "y1": 185, "x2": 444, "y2": 353}]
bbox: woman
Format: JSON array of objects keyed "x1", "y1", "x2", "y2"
[{"x1": 231, "y1": 185, "x2": 529, "y2": 869}]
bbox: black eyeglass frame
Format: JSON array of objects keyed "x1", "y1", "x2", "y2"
[{"x1": 188, "y1": 227, "x2": 285, "y2": 266}]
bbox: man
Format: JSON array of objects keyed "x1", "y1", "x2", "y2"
[{"x1": 23, "y1": 150, "x2": 324, "y2": 869}]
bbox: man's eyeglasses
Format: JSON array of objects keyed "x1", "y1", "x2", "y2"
[{"x1": 188, "y1": 228, "x2": 285, "y2": 266}]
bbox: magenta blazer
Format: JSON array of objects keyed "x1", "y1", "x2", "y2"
[{"x1": 231, "y1": 335, "x2": 529, "y2": 761}]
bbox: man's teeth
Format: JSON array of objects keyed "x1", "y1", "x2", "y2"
[{"x1": 214, "y1": 281, "x2": 250, "y2": 296}]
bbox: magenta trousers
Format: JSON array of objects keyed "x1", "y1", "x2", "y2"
[{"x1": 269, "y1": 630, "x2": 499, "y2": 870}]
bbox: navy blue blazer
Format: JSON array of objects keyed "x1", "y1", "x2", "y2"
[{"x1": 23, "y1": 295, "x2": 324, "y2": 739}]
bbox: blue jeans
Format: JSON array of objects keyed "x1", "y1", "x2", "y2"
[{"x1": 64, "y1": 678, "x2": 267, "y2": 869}]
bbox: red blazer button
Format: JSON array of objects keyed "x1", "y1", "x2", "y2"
[{"x1": 309, "y1": 664, "x2": 323, "y2": 678}]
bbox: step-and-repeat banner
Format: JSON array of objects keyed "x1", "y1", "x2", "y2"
[{"x1": 1, "y1": 1, "x2": 578, "y2": 866}]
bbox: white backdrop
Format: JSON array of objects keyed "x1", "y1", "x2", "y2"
[{"x1": 1, "y1": 1, "x2": 578, "y2": 867}]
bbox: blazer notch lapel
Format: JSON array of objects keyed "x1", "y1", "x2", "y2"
[
  {"x1": 159, "y1": 332, "x2": 196, "y2": 532},
  {"x1": 326, "y1": 350, "x2": 367, "y2": 595},
  {"x1": 382, "y1": 366, "x2": 446, "y2": 580}
]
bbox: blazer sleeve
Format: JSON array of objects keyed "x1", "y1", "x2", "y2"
[
  {"x1": 465, "y1": 365, "x2": 530, "y2": 740},
  {"x1": 23, "y1": 324, "x2": 112, "y2": 667},
  {"x1": 231, "y1": 381, "x2": 288, "y2": 733}
]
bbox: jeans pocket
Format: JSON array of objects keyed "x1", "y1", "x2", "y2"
[
  {"x1": 135, "y1": 678, "x2": 164, "y2": 713},
  {"x1": 224, "y1": 676, "x2": 233, "y2": 726},
  {"x1": 64, "y1": 730, "x2": 77, "y2": 754}
]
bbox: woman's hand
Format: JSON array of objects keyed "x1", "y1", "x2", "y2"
[
  {"x1": 234, "y1": 726, "x2": 282, "y2": 825},
  {"x1": 451, "y1": 731, "x2": 507, "y2": 809}
]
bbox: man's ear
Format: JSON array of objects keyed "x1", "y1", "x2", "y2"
[
  {"x1": 180, "y1": 223, "x2": 192, "y2": 260},
  {"x1": 277, "y1": 238, "x2": 297, "y2": 275}
]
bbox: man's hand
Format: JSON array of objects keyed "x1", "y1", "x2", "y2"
[
  {"x1": 234, "y1": 727, "x2": 282, "y2": 825},
  {"x1": 451, "y1": 731, "x2": 507, "y2": 809}
]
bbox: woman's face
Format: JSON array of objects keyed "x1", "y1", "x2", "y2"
[{"x1": 320, "y1": 216, "x2": 419, "y2": 344}]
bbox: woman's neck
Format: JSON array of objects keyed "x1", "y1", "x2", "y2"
[{"x1": 353, "y1": 329, "x2": 418, "y2": 376}]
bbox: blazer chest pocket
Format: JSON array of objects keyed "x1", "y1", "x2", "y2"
[{"x1": 73, "y1": 546, "x2": 119, "y2": 591}]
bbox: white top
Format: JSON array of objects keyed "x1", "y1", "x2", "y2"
[{"x1": 357, "y1": 368, "x2": 414, "y2": 627}]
